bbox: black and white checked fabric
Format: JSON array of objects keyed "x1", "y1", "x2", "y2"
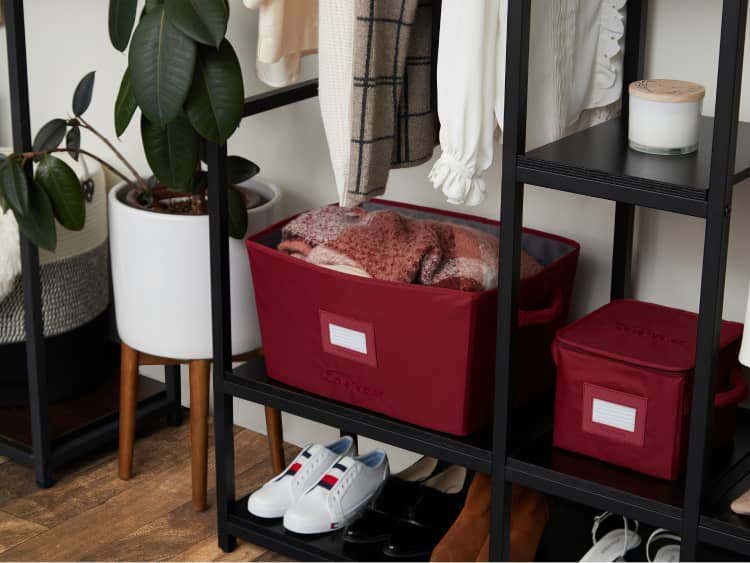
[{"x1": 346, "y1": 0, "x2": 438, "y2": 206}]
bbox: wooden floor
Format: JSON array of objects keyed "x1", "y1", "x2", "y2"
[{"x1": 0, "y1": 417, "x2": 297, "y2": 561}]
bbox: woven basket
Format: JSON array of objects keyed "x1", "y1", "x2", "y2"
[
  {"x1": 0, "y1": 150, "x2": 111, "y2": 406},
  {"x1": 0, "y1": 151, "x2": 110, "y2": 343}
]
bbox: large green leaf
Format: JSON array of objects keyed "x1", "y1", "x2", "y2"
[
  {"x1": 109, "y1": 0, "x2": 138, "y2": 51},
  {"x1": 72, "y1": 71, "x2": 96, "y2": 116},
  {"x1": 141, "y1": 114, "x2": 199, "y2": 191},
  {"x1": 185, "y1": 40, "x2": 243, "y2": 143},
  {"x1": 114, "y1": 68, "x2": 138, "y2": 137},
  {"x1": 35, "y1": 155, "x2": 85, "y2": 231},
  {"x1": 14, "y1": 183, "x2": 57, "y2": 251},
  {"x1": 227, "y1": 156, "x2": 259, "y2": 185},
  {"x1": 227, "y1": 186, "x2": 248, "y2": 239},
  {"x1": 32, "y1": 119, "x2": 67, "y2": 155},
  {"x1": 129, "y1": 7, "x2": 197, "y2": 125},
  {"x1": 0, "y1": 157, "x2": 29, "y2": 214},
  {"x1": 164, "y1": 0, "x2": 228, "y2": 48}
]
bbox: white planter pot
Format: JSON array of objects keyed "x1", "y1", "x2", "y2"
[{"x1": 109, "y1": 178, "x2": 281, "y2": 359}]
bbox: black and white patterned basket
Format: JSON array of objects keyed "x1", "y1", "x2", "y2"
[{"x1": 0, "y1": 152, "x2": 110, "y2": 343}]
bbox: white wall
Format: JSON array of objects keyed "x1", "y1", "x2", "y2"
[{"x1": 3, "y1": 1, "x2": 750, "y2": 467}]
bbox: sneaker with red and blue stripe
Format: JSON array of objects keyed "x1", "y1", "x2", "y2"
[{"x1": 247, "y1": 436, "x2": 355, "y2": 519}]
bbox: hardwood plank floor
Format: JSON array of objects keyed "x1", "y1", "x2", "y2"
[{"x1": 0, "y1": 417, "x2": 296, "y2": 561}]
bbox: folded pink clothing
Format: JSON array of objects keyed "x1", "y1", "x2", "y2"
[{"x1": 278, "y1": 205, "x2": 543, "y2": 291}]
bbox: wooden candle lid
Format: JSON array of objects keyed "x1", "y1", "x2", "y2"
[{"x1": 629, "y1": 79, "x2": 706, "y2": 103}]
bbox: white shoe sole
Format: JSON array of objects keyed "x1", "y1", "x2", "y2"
[
  {"x1": 247, "y1": 497, "x2": 288, "y2": 519},
  {"x1": 283, "y1": 496, "x2": 373, "y2": 535}
]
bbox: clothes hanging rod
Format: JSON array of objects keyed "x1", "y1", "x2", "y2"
[{"x1": 243, "y1": 79, "x2": 319, "y2": 118}]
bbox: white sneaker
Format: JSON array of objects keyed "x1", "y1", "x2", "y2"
[
  {"x1": 247, "y1": 436, "x2": 356, "y2": 518},
  {"x1": 283, "y1": 450, "x2": 389, "y2": 535}
]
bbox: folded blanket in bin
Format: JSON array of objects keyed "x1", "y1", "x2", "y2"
[{"x1": 278, "y1": 205, "x2": 542, "y2": 291}]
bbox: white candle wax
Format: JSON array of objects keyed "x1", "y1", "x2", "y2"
[{"x1": 628, "y1": 79, "x2": 706, "y2": 156}]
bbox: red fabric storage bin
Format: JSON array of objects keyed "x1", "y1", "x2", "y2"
[
  {"x1": 553, "y1": 299, "x2": 747, "y2": 480},
  {"x1": 247, "y1": 200, "x2": 580, "y2": 436}
]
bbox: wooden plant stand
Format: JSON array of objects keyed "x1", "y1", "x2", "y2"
[{"x1": 118, "y1": 344, "x2": 285, "y2": 511}]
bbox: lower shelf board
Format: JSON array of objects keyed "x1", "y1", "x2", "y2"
[
  {"x1": 0, "y1": 372, "x2": 172, "y2": 472},
  {"x1": 699, "y1": 423, "x2": 750, "y2": 557},
  {"x1": 507, "y1": 433, "x2": 684, "y2": 530},
  {"x1": 508, "y1": 409, "x2": 750, "y2": 555},
  {"x1": 0, "y1": 374, "x2": 165, "y2": 448},
  {"x1": 227, "y1": 493, "x2": 749, "y2": 562},
  {"x1": 227, "y1": 356, "x2": 493, "y2": 473},
  {"x1": 224, "y1": 355, "x2": 750, "y2": 556}
]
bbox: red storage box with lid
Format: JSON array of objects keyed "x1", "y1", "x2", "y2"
[
  {"x1": 247, "y1": 200, "x2": 580, "y2": 436},
  {"x1": 552, "y1": 299, "x2": 747, "y2": 480}
]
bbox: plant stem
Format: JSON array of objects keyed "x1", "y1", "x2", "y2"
[
  {"x1": 21, "y1": 148, "x2": 134, "y2": 187},
  {"x1": 191, "y1": 193, "x2": 206, "y2": 214},
  {"x1": 74, "y1": 115, "x2": 149, "y2": 191}
]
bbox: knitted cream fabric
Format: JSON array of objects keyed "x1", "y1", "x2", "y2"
[
  {"x1": 0, "y1": 146, "x2": 20, "y2": 302},
  {"x1": 0, "y1": 206, "x2": 20, "y2": 302},
  {"x1": 318, "y1": 0, "x2": 354, "y2": 202}
]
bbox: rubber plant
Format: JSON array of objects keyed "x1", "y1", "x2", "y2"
[{"x1": 0, "y1": 0, "x2": 255, "y2": 251}]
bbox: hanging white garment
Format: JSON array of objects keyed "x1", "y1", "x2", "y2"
[
  {"x1": 429, "y1": 0, "x2": 626, "y2": 206},
  {"x1": 317, "y1": 0, "x2": 354, "y2": 201},
  {"x1": 244, "y1": 0, "x2": 318, "y2": 88}
]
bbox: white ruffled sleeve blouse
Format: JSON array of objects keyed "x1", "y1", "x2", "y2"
[{"x1": 429, "y1": 0, "x2": 627, "y2": 206}]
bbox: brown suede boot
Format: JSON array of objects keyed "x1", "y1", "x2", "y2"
[
  {"x1": 431, "y1": 473, "x2": 491, "y2": 561},
  {"x1": 431, "y1": 475, "x2": 551, "y2": 562},
  {"x1": 475, "y1": 485, "x2": 550, "y2": 562}
]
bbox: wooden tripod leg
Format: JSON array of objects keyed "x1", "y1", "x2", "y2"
[
  {"x1": 118, "y1": 343, "x2": 140, "y2": 480},
  {"x1": 265, "y1": 406, "x2": 285, "y2": 473},
  {"x1": 189, "y1": 359, "x2": 210, "y2": 511}
]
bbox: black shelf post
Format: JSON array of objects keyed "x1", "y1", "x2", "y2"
[
  {"x1": 611, "y1": 0, "x2": 648, "y2": 301},
  {"x1": 681, "y1": 0, "x2": 748, "y2": 559},
  {"x1": 206, "y1": 141, "x2": 237, "y2": 553},
  {"x1": 491, "y1": 0, "x2": 531, "y2": 560},
  {"x1": 5, "y1": 0, "x2": 53, "y2": 488}
]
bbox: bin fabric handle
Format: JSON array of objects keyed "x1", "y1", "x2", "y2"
[
  {"x1": 715, "y1": 366, "x2": 749, "y2": 408},
  {"x1": 521, "y1": 288, "x2": 564, "y2": 326}
]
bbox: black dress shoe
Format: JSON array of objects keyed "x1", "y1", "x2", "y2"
[
  {"x1": 382, "y1": 466, "x2": 471, "y2": 560},
  {"x1": 344, "y1": 457, "x2": 443, "y2": 546}
]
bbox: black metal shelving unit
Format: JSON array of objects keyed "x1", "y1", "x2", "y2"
[
  {"x1": 204, "y1": 0, "x2": 750, "y2": 561},
  {"x1": 1, "y1": 0, "x2": 181, "y2": 488}
]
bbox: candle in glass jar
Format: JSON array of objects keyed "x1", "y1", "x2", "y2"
[{"x1": 628, "y1": 79, "x2": 706, "y2": 156}]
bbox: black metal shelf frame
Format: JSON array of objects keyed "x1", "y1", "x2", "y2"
[
  {"x1": 495, "y1": 0, "x2": 748, "y2": 561},
  {"x1": 1, "y1": 0, "x2": 182, "y2": 487},
  {"x1": 206, "y1": 0, "x2": 750, "y2": 561}
]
